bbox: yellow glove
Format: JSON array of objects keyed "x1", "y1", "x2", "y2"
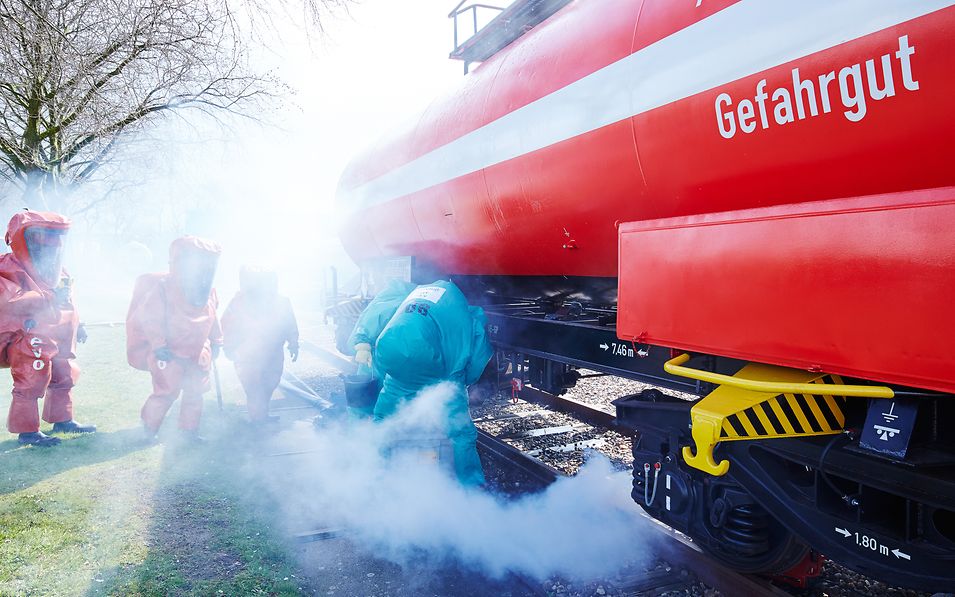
[{"x1": 354, "y1": 343, "x2": 372, "y2": 366}]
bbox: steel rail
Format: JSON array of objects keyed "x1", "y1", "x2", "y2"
[
  {"x1": 474, "y1": 423, "x2": 789, "y2": 596},
  {"x1": 651, "y1": 521, "x2": 794, "y2": 597},
  {"x1": 475, "y1": 428, "x2": 560, "y2": 487},
  {"x1": 515, "y1": 384, "x2": 637, "y2": 438}
]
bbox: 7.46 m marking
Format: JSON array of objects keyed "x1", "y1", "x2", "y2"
[{"x1": 599, "y1": 342, "x2": 635, "y2": 358}]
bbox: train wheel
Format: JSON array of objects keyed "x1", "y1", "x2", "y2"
[{"x1": 701, "y1": 500, "x2": 810, "y2": 575}]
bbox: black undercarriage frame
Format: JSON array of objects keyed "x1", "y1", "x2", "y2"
[{"x1": 482, "y1": 298, "x2": 955, "y2": 592}]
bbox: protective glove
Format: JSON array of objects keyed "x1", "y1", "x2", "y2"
[
  {"x1": 76, "y1": 323, "x2": 88, "y2": 344},
  {"x1": 154, "y1": 346, "x2": 173, "y2": 362},
  {"x1": 288, "y1": 342, "x2": 299, "y2": 363},
  {"x1": 354, "y1": 342, "x2": 372, "y2": 366}
]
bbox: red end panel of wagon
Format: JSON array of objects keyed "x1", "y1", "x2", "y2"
[{"x1": 616, "y1": 188, "x2": 955, "y2": 394}]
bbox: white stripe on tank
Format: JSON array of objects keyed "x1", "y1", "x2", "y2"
[{"x1": 343, "y1": 0, "x2": 954, "y2": 209}]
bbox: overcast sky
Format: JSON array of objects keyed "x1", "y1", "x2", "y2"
[
  {"x1": 285, "y1": 1, "x2": 468, "y2": 207},
  {"x1": 257, "y1": 1, "x2": 472, "y2": 212},
  {"x1": 170, "y1": 2, "x2": 484, "y2": 275},
  {"x1": 123, "y1": 1, "x2": 504, "y2": 300}
]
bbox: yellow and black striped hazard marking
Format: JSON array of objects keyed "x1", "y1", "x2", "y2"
[
  {"x1": 683, "y1": 367, "x2": 852, "y2": 477},
  {"x1": 719, "y1": 375, "x2": 847, "y2": 440}
]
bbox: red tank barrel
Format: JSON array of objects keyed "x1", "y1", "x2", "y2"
[
  {"x1": 338, "y1": 0, "x2": 955, "y2": 278},
  {"x1": 337, "y1": 0, "x2": 955, "y2": 391}
]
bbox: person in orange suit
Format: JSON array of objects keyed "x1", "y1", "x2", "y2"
[
  {"x1": 2, "y1": 211, "x2": 94, "y2": 447},
  {"x1": 221, "y1": 266, "x2": 299, "y2": 425},
  {"x1": 126, "y1": 236, "x2": 222, "y2": 442}
]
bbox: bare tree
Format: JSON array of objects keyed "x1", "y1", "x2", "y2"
[{"x1": 0, "y1": 0, "x2": 347, "y2": 212}]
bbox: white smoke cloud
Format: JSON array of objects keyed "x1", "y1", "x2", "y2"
[{"x1": 255, "y1": 384, "x2": 654, "y2": 581}]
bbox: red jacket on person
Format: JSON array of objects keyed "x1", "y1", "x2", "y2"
[
  {"x1": 126, "y1": 236, "x2": 222, "y2": 434},
  {"x1": 221, "y1": 292, "x2": 298, "y2": 368},
  {"x1": 126, "y1": 236, "x2": 223, "y2": 371},
  {"x1": 221, "y1": 266, "x2": 298, "y2": 422},
  {"x1": 1, "y1": 211, "x2": 81, "y2": 434}
]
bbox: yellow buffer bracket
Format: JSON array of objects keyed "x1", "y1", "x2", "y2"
[{"x1": 665, "y1": 354, "x2": 894, "y2": 476}]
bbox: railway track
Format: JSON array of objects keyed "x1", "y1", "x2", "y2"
[
  {"x1": 290, "y1": 339, "x2": 793, "y2": 597},
  {"x1": 471, "y1": 389, "x2": 792, "y2": 596},
  {"x1": 471, "y1": 424, "x2": 790, "y2": 596}
]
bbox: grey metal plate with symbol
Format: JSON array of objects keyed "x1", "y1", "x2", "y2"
[{"x1": 859, "y1": 398, "x2": 918, "y2": 459}]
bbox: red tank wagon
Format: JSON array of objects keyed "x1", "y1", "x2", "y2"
[{"x1": 337, "y1": 0, "x2": 955, "y2": 590}]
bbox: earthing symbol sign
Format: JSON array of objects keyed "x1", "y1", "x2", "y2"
[
  {"x1": 882, "y1": 403, "x2": 899, "y2": 424},
  {"x1": 873, "y1": 404, "x2": 902, "y2": 440},
  {"x1": 873, "y1": 424, "x2": 900, "y2": 441}
]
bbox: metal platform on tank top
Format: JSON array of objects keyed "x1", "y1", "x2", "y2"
[{"x1": 448, "y1": 0, "x2": 572, "y2": 73}]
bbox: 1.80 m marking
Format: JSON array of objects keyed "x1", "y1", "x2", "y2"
[
  {"x1": 835, "y1": 527, "x2": 911, "y2": 561},
  {"x1": 856, "y1": 532, "x2": 890, "y2": 556}
]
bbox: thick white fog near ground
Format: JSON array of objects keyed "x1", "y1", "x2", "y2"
[{"x1": 258, "y1": 384, "x2": 656, "y2": 581}]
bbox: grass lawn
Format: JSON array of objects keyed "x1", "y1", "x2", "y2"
[{"x1": 0, "y1": 325, "x2": 309, "y2": 597}]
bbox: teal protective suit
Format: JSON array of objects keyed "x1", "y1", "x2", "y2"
[
  {"x1": 348, "y1": 279, "x2": 417, "y2": 361},
  {"x1": 373, "y1": 280, "x2": 493, "y2": 487},
  {"x1": 346, "y1": 280, "x2": 416, "y2": 416}
]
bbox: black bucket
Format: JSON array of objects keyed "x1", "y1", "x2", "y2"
[{"x1": 342, "y1": 373, "x2": 380, "y2": 410}]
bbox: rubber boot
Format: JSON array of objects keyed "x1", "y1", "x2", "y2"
[
  {"x1": 52, "y1": 420, "x2": 97, "y2": 434},
  {"x1": 141, "y1": 424, "x2": 160, "y2": 445},
  {"x1": 18, "y1": 431, "x2": 61, "y2": 447}
]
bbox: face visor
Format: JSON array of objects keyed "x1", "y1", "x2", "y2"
[
  {"x1": 24, "y1": 226, "x2": 67, "y2": 286},
  {"x1": 174, "y1": 250, "x2": 219, "y2": 307}
]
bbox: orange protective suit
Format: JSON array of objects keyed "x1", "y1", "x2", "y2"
[
  {"x1": 126, "y1": 236, "x2": 222, "y2": 433},
  {"x1": 2, "y1": 212, "x2": 81, "y2": 434},
  {"x1": 221, "y1": 267, "x2": 298, "y2": 422}
]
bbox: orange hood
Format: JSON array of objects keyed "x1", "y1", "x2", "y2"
[
  {"x1": 5, "y1": 210, "x2": 71, "y2": 285},
  {"x1": 169, "y1": 235, "x2": 222, "y2": 268}
]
